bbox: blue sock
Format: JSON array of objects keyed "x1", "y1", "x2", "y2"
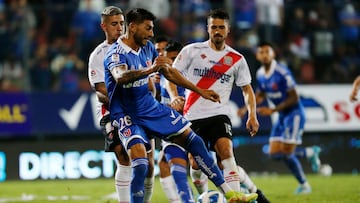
[
  {"x1": 283, "y1": 154, "x2": 307, "y2": 184},
  {"x1": 131, "y1": 158, "x2": 148, "y2": 203},
  {"x1": 171, "y1": 164, "x2": 195, "y2": 203},
  {"x1": 185, "y1": 131, "x2": 225, "y2": 187},
  {"x1": 295, "y1": 147, "x2": 307, "y2": 159}
]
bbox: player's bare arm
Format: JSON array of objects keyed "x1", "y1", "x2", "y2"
[
  {"x1": 257, "y1": 88, "x2": 298, "y2": 116},
  {"x1": 241, "y1": 84, "x2": 259, "y2": 136},
  {"x1": 94, "y1": 82, "x2": 109, "y2": 106},
  {"x1": 159, "y1": 65, "x2": 220, "y2": 103},
  {"x1": 111, "y1": 63, "x2": 161, "y2": 85}
]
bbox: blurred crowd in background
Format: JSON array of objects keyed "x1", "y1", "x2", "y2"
[{"x1": 0, "y1": 0, "x2": 359, "y2": 93}]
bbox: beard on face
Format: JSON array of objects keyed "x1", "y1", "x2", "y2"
[{"x1": 134, "y1": 32, "x2": 147, "y2": 47}]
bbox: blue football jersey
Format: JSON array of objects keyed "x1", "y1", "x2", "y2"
[
  {"x1": 104, "y1": 40, "x2": 158, "y2": 119},
  {"x1": 104, "y1": 39, "x2": 191, "y2": 138},
  {"x1": 256, "y1": 60, "x2": 304, "y2": 115}
]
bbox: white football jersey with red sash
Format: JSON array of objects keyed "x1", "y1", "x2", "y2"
[{"x1": 173, "y1": 41, "x2": 252, "y2": 120}]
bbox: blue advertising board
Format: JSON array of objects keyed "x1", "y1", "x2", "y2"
[{"x1": 0, "y1": 91, "x2": 273, "y2": 138}]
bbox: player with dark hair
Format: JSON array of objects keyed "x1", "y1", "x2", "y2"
[
  {"x1": 168, "y1": 8, "x2": 270, "y2": 203},
  {"x1": 88, "y1": 6, "x2": 157, "y2": 203},
  {"x1": 254, "y1": 42, "x2": 316, "y2": 194},
  {"x1": 104, "y1": 8, "x2": 258, "y2": 203}
]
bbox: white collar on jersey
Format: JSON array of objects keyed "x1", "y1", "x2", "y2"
[
  {"x1": 117, "y1": 37, "x2": 142, "y2": 55},
  {"x1": 262, "y1": 59, "x2": 277, "y2": 79}
]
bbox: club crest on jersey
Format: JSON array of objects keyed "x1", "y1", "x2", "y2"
[
  {"x1": 123, "y1": 128, "x2": 132, "y2": 137},
  {"x1": 111, "y1": 53, "x2": 119, "y2": 62},
  {"x1": 90, "y1": 69, "x2": 96, "y2": 77},
  {"x1": 146, "y1": 60, "x2": 152, "y2": 67},
  {"x1": 200, "y1": 54, "x2": 207, "y2": 59},
  {"x1": 224, "y1": 56, "x2": 233, "y2": 66}
]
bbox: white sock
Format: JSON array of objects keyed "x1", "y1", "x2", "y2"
[
  {"x1": 190, "y1": 168, "x2": 208, "y2": 194},
  {"x1": 221, "y1": 157, "x2": 241, "y2": 192},
  {"x1": 305, "y1": 147, "x2": 314, "y2": 159},
  {"x1": 115, "y1": 164, "x2": 131, "y2": 203},
  {"x1": 160, "y1": 176, "x2": 182, "y2": 203},
  {"x1": 144, "y1": 176, "x2": 154, "y2": 203},
  {"x1": 237, "y1": 166, "x2": 257, "y2": 193}
]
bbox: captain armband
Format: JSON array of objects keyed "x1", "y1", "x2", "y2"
[{"x1": 111, "y1": 64, "x2": 128, "y2": 80}]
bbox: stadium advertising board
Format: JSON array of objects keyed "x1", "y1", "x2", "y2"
[
  {"x1": 297, "y1": 85, "x2": 360, "y2": 131},
  {"x1": 0, "y1": 93, "x2": 31, "y2": 135},
  {"x1": 0, "y1": 85, "x2": 359, "y2": 138}
]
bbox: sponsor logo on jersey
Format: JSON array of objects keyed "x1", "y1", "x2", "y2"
[{"x1": 193, "y1": 67, "x2": 231, "y2": 83}]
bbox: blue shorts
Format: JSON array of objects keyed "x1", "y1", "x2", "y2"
[
  {"x1": 269, "y1": 109, "x2": 305, "y2": 145},
  {"x1": 132, "y1": 103, "x2": 191, "y2": 141},
  {"x1": 112, "y1": 114, "x2": 152, "y2": 152}
]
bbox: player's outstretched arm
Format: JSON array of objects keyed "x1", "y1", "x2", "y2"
[
  {"x1": 160, "y1": 65, "x2": 220, "y2": 103},
  {"x1": 111, "y1": 64, "x2": 161, "y2": 85}
]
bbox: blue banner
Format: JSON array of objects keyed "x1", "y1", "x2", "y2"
[
  {"x1": 0, "y1": 91, "x2": 273, "y2": 138},
  {"x1": 0, "y1": 93, "x2": 32, "y2": 135}
]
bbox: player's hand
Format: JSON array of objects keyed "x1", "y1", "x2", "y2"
[
  {"x1": 350, "y1": 90, "x2": 358, "y2": 102},
  {"x1": 257, "y1": 106, "x2": 274, "y2": 116},
  {"x1": 246, "y1": 116, "x2": 259, "y2": 137},
  {"x1": 199, "y1": 89, "x2": 221, "y2": 103},
  {"x1": 169, "y1": 96, "x2": 185, "y2": 112},
  {"x1": 152, "y1": 56, "x2": 172, "y2": 72}
]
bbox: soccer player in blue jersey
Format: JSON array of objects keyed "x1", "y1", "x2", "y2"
[
  {"x1": 158, "y1": 41, "x2": 195, "y2": 203},
  {"x1": 104, "y1": 8, "x2": 258, "y2": 203},
  {"x1": 88, "y1": 6, "x2": 155, "y2": 203},
  {"x1": 254, "y1": 42, "x2": 320, "y2": 194}
]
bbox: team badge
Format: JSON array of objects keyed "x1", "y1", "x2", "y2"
[
  {"x1": 90, "y1": 69, "x2": 96, "y2": 77},
  {"x1": 111, "y1": 53, "x2": 119, "y2": 62},
  {"x1": 201, "y1": 54, "x2": 207, "y2": 59},
  {"x1": 123, "y1": 128, "x2": 132, "y2": 137},
  {"x1": 146, "y1": 60, "x2": 152, "y2": 67},
  {"x1": 224, "y1": 56, "x2": 233, "y2": 65}
]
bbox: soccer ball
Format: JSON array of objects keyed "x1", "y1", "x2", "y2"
[
  {"x1": 197, "y1": 190, "x2": 226, "y2": 203},
  {"x1": 319, "y1": 164, "x2": 333, "y2": 176}
]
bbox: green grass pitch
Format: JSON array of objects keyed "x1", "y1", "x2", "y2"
[{"x1": 0, "y1": 174, "x2": 358, "y2": 203}]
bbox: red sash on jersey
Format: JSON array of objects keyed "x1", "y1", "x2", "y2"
[{"x1": 183, "y1": 52, "x2": 242, "y2": 115}]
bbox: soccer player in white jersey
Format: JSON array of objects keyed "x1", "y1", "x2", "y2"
[
  {"x1": 88, "y1": 6, "x2": 156, "y2": 203},
  {"x1": 254, "y1": 42, "x2": 318, "y2": 194},
  {"x1": 168, "y1": 8, "x2": 270, "y2": 203},
  {"x1": 104, "y1": 8, "x2": 258, "y2": 203}
]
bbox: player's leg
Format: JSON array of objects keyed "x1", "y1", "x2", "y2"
[
  {"x1": 144, "y1": 138, "x2": 155, "y2": 203},
  {"x1": 113, "y1": 144, "x2": 131, "y2": 203},
  {"x1": 295, "y1": 145, "x2": 322, "y2": 173},
  {"x1": 158, "y1": 149, "x2": 181, "y2": 203},
  {"x1": 172, "y1": 128, "x2": 258, "y2": 202},
  {"x1": 115, "y1": 118, "x2": 151, "y2": 203},
  {"x1": 188, "y1": 154, "x2": 208, "y2": 195},
  {"x1": 269, "y1": 112, "x2": 310, "y2": 194},
  {"x1": 100, "y1": 115, "x2": 131, "y2": 203},
  {"x1": 164, "y1": 143, "x2": 194, "y2": 203}
]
